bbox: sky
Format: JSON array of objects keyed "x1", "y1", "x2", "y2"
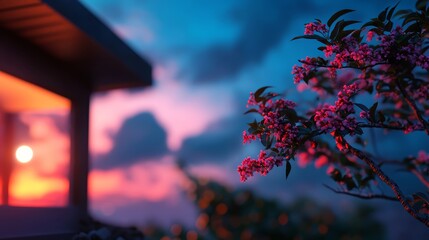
[{"x1": 69, "y1": 0, "x2": 429, "y2": 238}]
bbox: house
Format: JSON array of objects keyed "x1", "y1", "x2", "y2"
[{"x1": 0, "y1": 0, "x2": 152, "y2": 239}]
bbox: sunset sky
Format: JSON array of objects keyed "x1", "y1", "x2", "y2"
[{"x1": 21, "y1": 0, "x2": 423, "y2": 238}]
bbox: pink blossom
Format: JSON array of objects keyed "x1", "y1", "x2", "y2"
[
  {"x1": 324, "y1": 45, "x2": 338, "y2": 58},
  {"x1": 359, "y1": 111, "x2": 369, "y2": 119},
  {"x1": 292, "y1": 57, "x2": 314, "y2": 84},
  {"x1": 326, "y1": 165, "x2": 336, "y2": 175},
  {"x1": 242, "y1": 131, "x2": 256, "y2": 144},
  {"x1": 315, "y1": 155, "x2": 329, "y2": 168},
  {"x1": 304, "y1": 22, "x2": 328, "y2": 35},
  {"x1": 247, "y1": 92, "x2": 257, "y2": 107},
  {"x1": 297, "y1": 152, "x2": 312, "y2": 168},
  {"x1": 416, "y1": 151, "x2": 429, "y2": 163},
  {"x1": 238, "y1": 150, "x2": 283, "y2": 182},
  {"x1": 367, "y1": 31, "x2": 375, "y2": 41}
]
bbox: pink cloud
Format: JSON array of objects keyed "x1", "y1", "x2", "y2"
[
  {"x1": 89, "y1": 156, "x2": 190, "y2": 203},
  {"x1": 90, "y1": 64, "x2": 233, "y2": 155}
]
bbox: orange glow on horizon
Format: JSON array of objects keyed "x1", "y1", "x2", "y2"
[{"x1": 9, "y1": 169, "x2": 68, "y2": 207}]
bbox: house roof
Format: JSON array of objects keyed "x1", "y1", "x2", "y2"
[{"x1": 0, "y1": 0, "x2": 152, "y2": 91}]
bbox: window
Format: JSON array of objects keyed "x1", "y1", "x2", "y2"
[{"x1": 0, "y1": 71, "x2": 70, "y2": 207}]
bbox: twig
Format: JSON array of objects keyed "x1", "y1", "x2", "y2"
[
  {"x1": 323, "y1": 184, "x2": 398, "y2": 201},
  {"x1": 340, "y1": 136, "x2": 429, "y2": 227},
  {"x1": 377, "y1": 159, "x2": 429, "y2": 188},
  {"x1": 359, "y1": 123, "x2": 425, "y2": 131},
  {"x1": 396, "y1": 82, "x2": 429, "y2": 135},
  {"x1": 298, "y1": 60, "x2": 387, "y2": 70}
]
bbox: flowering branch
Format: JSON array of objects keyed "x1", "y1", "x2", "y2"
[
  {"x1": 339, "y1": 136, "x2": 429, "y2": 227},
  {"x1": 239, "y1": 2, "x2": 429, "y2": 228},
  {"x1": 297, "y1": 59, "x2": 387, "y2": 70}
]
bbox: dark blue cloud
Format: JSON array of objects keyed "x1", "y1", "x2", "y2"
[
  {"x1": 93, "y1": 112, "x2": 169, "y2": 169},
  {"x1": 178, "y1": 114, "x2": 253, "y2": 164},
  {"x1": 188, "y1": 0, "x2": 316, "y2": 83}
]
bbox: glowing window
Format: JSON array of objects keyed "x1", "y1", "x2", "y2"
[{"x1": 0, "y1": 71, "x2": 70, "y2": 207}]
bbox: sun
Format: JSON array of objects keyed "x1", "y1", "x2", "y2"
[{"x1": 15, "y1": 145, "x2": 33, "y2": 163}]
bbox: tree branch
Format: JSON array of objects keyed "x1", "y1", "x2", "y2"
[
  {"x1": 377, "y1": 159, "x2": 429, "y2": 189},
  {"x1": 323, "y1": 184, "x2": 398, "y2": 201},
  {"x1": 298, "y1": 60, "x2": 388, "y2": 70},
  {"x1": 358, "y1": 123, "x2": 425, "y2": 131},
  {"x1": 396, "y1": 82, "x2": 429, "y2": 135},
  {"x1": 339, "y1": 136, "x2": 429, "y2": 227}
]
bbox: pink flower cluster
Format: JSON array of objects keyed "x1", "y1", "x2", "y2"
[
  {"x1": 292, "y1": 57, "x2": 315, "y2": 84},
  {"x1": 238, "y1": 150, "x2": 283, "y2": 182},
  {"x1": 304, "y1": 22, "x2": 328, "y2": 35},
  {"x1": 374, "y1": 27, "x2": 429, "y2": 69},
  {"x1": 314, "y1": 84, "x2": 359, "y2": 134},
  {"x1": 314, "y1": 105, "x2": 357, "y2": 134},
  {"x1": 325, "y1": 37, "x2": 374, "y2": 69},
  {"x1": 243, "y1": 94, "x2": 299, "y2": 151},
  {"x1": 293, "y1": 25, "x2": 429, "y2": 86},
  {"x1": 240, "y1": 93, "x2": 301, "y2": 181}
]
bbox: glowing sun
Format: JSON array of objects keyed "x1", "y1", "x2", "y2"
[{"x1": 16, "y1": 145, "x2": 33, "y2": 163}]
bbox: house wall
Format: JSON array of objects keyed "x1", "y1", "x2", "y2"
[{"x1": 0, "y1": 28, "x2": 90, "y2": 238}]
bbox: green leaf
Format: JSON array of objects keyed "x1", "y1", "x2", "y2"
[
  {"x1": 317, "y1": 46, "x2": 327, "y2": 51},
  {"x1": 387, "y1": 2, "x2": 400, "y2": 20},
  {"x1": 416, "y1": 0, "x2": 429, "y2": 11},
  {"x1": 330, "y1": 20, "x2": 360, "y2": 41},
  {"x1": 292, "y1": 35, "x2": 330, "y2": 45},
  {"x1": 327, "y1": 9, "x2": 355, "y2": 27},
  {"x1": 378, "y1": 7, "x2": 388, "y2": 22},
  {"x1": 286, "y1": 161, "x2": 292, "y2": 180},
  {"x1": 337, "y1": 29, "x2": 355, "y2": 39},
  {"x1": 369, "y1": 102, "x2": 378, "y2": 122},
  {"x1": 394, "y1": 9, "x2": 413, "y2": 18},
  {"x1": 405, "y1": 22, "x2": 421, "y2": 33},
  {"x1": 244, "y1": 108, "x2": 259, "y2": 115},
  {"x1": 385, "y1": 21, "x2": 393, "y2": 32},
  {"x1": 362, "y1": 18, "x2": 384, "y2": 29},
  {"x1": 284, "y1": 108, "x2": 299, "y2": 124},
  {"x1": 254, "y1": 86, "x2": 271, "y2": 98},
  {"x1": 377, "y1": 111, "x2": 386, "y2": 123},
  {"x1": 402, "y1": 13, "x2": 420, "y2": 27},
  {"x1": 355, "y1": 103, "x2": 369, "y2": 111},
  {"x1": 248, "y1": 120, "x2": 259, "y2": 130}
]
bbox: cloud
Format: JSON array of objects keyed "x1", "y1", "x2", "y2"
[
  {"x1": 187, "y1": 0, "x2": 314, "y2": 83},
  {"x1": 178, "y1": 114, "x2": 252, "y2": 164},
  {"x1": 93, "y1": 112, "x2": 169, "y2": 169}
]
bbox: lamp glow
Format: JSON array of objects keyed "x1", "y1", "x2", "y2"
[{"x1": 16, "y1": 145, "x2": 33, "y2": 163}]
